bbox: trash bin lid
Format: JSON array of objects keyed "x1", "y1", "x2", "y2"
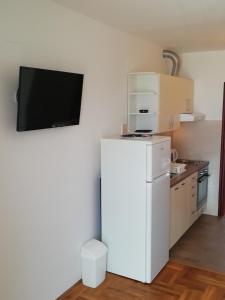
[{"x1": 81, "y1": 239, "x2": 108, "y2": 259}]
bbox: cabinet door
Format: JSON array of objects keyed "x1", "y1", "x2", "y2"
[
  {"x1": 154, "y1": 74, "x2": 172, "y2": 132},
  {"x1": 178, "y1": 78, "x2": 194, "y2": 113},
  {"x1": 158, "y1": 74, "x2": 181, "y2": 132},
  {"x1": 159, "y1": 75, "x2": 194, "y2": 121},
  {"x1": 180, "y1": 179, "x2": 189, "y2": 232},
  {"x1": 170, "y1": 184, "x2": 181, "y2": 248},
  {"x1": 186, "y1": 172, "x2": 198, "y2": 226},
  {"x1": 170, "y1": 179, "x2": 188, "y2": 248},
  {"x1": 185, "y1": 79, "x2": 194, "y2": 113}
]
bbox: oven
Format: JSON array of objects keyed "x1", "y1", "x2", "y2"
[{"x1": 197, "y1": 167, "x2": 209, "y2": 209}]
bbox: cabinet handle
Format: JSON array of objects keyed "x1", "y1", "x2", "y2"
[
  {"x1": 175, "y1": 187, "x2": 179, "y2": 191},
  {"x1": 181, "y1": 182, "x2": 185, "y2": 186},
  {"x1": 192, "y1": 194, "x2": 195, "y2": 197}
]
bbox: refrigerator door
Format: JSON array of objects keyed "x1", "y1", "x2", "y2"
[
  {"x1": 101, "y1": 139, "x2": 147, "y2": 282},
  {"x1": 146, "y1": 172, "x2": 170, "y2": 282},
  {"x1": 146, "y1": 140, "x2": 171, "y2": 182}
]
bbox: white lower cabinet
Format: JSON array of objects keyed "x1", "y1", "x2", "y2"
[
  {"x1": 170, "y1": 179, "x2": 188, "y2": 248},
  {"x1": 170, "y1": 172, "x2": 198, "y2": 249},
  {"x1": 186, "y1": 172, "x2": 198, "y2": 226}
]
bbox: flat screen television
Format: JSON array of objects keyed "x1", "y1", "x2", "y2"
[{"x1": 17, "y1": 66, "x2": 84, "y2": 131}]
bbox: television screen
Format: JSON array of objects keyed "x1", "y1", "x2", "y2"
[{"x1": 17, "y1": 66, "x2": 84, "y2": 131}]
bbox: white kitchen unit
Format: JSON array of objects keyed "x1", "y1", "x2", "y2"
[
  {"x1": 170, "y1": 179, "x2": 189, "y2": 248},
  {"x1": 170, "y1": 172, "x2": 199, "y2": 249},
  {"x1": 186, "y1": 172, "x2": 198, "y2": 226},
  {"x1": 175, "y1": 76, "x2": 194, "y2": 114},
  {"x1": 127, "y1": 72, "x2": 194, "y2": 133},
  {"x1": 101, "y1": 136, "x2": 171, "y2": 283}
]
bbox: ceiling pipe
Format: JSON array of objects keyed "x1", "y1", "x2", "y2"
[{"x1": 162, "y1": 49, "x2": 180, "y2": 76}]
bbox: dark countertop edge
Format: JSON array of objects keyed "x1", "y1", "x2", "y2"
[{"x1": 170, "y1": 161, "x2": 209, "y2": 188}]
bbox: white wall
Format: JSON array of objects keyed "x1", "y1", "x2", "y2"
[
  {"x1": 173, "y1": 50, "x2": 225, "y2": 215},
  {"x1": 180, "y1": 51, "x2": 225, "y2": 120},
  {"x1": 0, "y1": 1, "x2": 166, "y2": 299}
]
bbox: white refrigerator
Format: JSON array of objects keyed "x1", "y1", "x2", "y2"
[{"x1": 101, "y1": 136, "x2": 171, "y2": 283}]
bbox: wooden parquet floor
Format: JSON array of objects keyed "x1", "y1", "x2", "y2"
[{"x1": 58, "y1": 261, "x2": 225, "y2": 300}]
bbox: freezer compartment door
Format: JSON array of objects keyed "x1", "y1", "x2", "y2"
[
  {"x1": 146, "y1": 173, "x2": 170, "y2": 282},
  {"x1": 146, "y1": 140, "x2": 171, "y2": 182}
]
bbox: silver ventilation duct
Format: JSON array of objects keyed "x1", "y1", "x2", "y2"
[{"x1": 162, "y1": 50, "x2": 180, "y2": 76}]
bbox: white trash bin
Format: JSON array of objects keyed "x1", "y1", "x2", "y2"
[{"x1": 81, "y1": 239, "x2": 108, "y2": 288}]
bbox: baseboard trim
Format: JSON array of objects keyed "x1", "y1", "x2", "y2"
[{"x1": 56, "y1": 279, "x2": 82, "y2": 300}]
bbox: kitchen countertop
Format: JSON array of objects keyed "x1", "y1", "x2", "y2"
[{"x1": 170, "y1": 159, "x2": 209, "y2": 187}]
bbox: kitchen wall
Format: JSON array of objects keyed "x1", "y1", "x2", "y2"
[
  {"x1": 0, "y1": 1, "x2": 166, "y2": 299},
  {"x1": 173, "y1": 121, "x2": 221, "y2": 215},
  {"x1": 173, "y1": 50, "x2": 225, "y2": 216}
]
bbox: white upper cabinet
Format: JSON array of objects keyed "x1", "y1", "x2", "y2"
[
  {"x1": 127, "y1": 72, "x2": 194, "y2": 133},
  {"x1": 128, "y1": 73, "x2": 158, "y2": 133},
  {"x1": 172, "y1": 76, "x2": 194, "y2": 113}
]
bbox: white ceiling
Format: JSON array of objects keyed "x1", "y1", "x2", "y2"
[{"x1": 55, "y1": 0, "x2": 225, "y2": 53}]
